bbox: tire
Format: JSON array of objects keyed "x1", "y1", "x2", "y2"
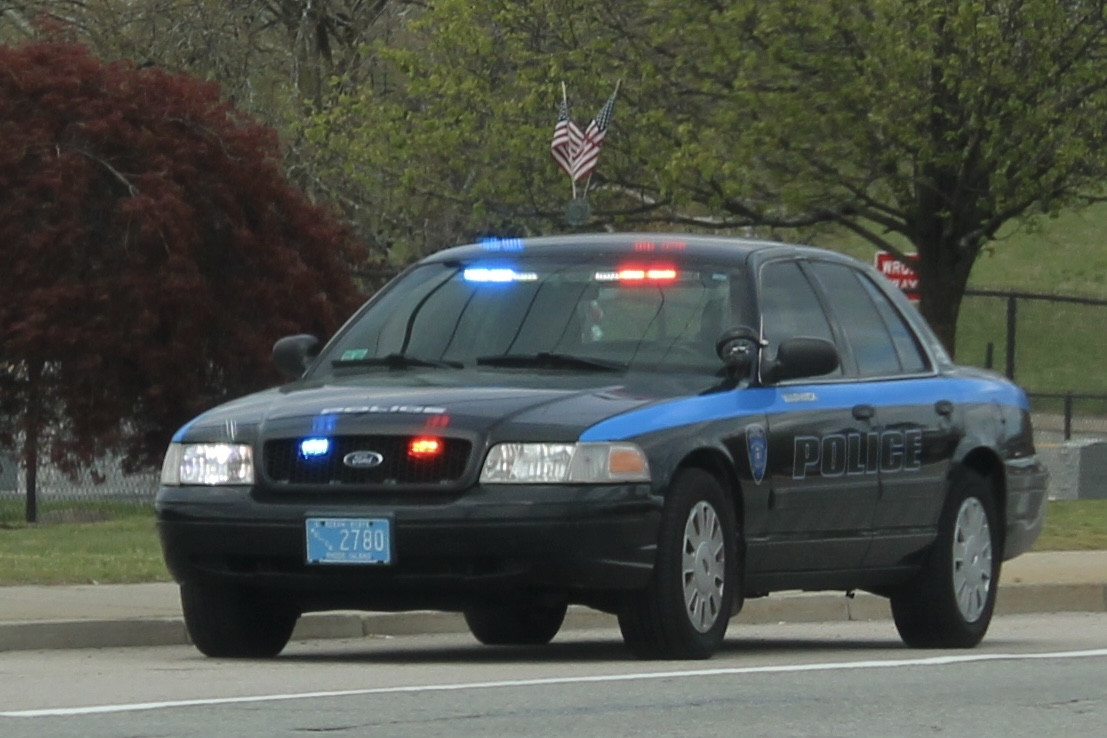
[
  {"x1": 618, "y1": 468, "x2": 738, "y2": 660},
  {"x1": 463, "y1": 600, "x2": 568, "y2": 645},
  {"x1": 180, "y1": 581, "x2": 298, "y2": 658},
  {"x1": 891, "y1": 466, "x2": 1000, "y2": 649}
]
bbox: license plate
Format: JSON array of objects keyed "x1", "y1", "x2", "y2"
[{"x1": 305, "y1": 517, "x2": 392, "y2": 565}]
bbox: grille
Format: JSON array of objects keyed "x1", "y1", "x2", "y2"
[{"x1": 264, "y1": 436, "x2": 472, "y2": 486}]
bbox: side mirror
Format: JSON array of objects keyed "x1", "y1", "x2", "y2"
[
  {"x1": 272, "y1": 334, "x2": 321, "y2": 379},
  {"x1": 762, "y1": 337, "x2": 840, "y2": 384},
  {"x1": 715, "y1": 325, "x2": 763, "y2": 377}
]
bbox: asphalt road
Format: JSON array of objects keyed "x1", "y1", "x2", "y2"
[{"x1": 2, "y1": 612, "x2": 1105, "y2": 738}]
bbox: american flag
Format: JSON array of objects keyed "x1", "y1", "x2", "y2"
[
  {"x1": 551, "y1": 94, "x2": 582, "y2": 177},
  {"x1": 570, "y1": 85, "x2": 618, "y2": 183}
]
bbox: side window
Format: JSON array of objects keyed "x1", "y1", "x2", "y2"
[
  {"x1": 807, "y1": 262, "x2": 903, "y2": 377},
  {"x1": 758, "y1": 261, "x2": 839, "y2": 373}
]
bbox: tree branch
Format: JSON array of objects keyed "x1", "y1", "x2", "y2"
[{"x1": 65, "y1": 146, "x2": 139, "y2": 196}]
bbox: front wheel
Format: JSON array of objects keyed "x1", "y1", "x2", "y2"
[
  {"x1": 891, "y1": 467, "x2": 1000, "y2": 648},
  {"x1": 618, "y1": 468, "x2": 738, "y2": 660},
  {"x1": 180, "y1": 581, "x2": 298, "y2": 658}
]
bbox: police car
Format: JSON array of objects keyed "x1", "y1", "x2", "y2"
[{"x1": 156, "y1": 233, "x2": 1049, "y2": 660}]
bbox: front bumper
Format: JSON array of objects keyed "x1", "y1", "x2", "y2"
[
  {"x1": 155, "y1": 482, "x2": 662, "y2": 613},
  {"x1": 1003, "y1": 456, "x2": 1050, "y2": 560}
]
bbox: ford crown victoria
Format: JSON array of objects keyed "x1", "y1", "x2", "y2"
[{"x1": 156, "y1": 233, "x2": 1049, "y2": 660}]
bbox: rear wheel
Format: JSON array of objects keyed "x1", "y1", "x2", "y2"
[
  {"x1": 463, "y1": 599, "x2": 568, "y2": 645},
  {"x1": 891, "y1": 466, "x2": 1000, "y2": 648},
  {"x1": 618, "y1": 468, "x2": 738, "y2": 660},
  {"x1": 180, "y1": 581, "x2": 298, "y2": 658}
]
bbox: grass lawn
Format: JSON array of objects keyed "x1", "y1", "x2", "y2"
[
  {"x1": 0, "y1": 500, "x2": 1102, "y2": 586},
  {"x1": 1030, "y1": 499, "x2": 1107, "y2": 552},
  {"x1": 0, "y1": 504, "x2": 170, "y2": 586}
]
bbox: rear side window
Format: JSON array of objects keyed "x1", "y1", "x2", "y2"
[
  {"x1": 858, "y1": 277, "x2": 929, "y2": 373},
  {"x1": 807, "y1": 261, "x2": 919, "y2": 376}
]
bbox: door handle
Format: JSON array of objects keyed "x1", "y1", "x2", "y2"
[
  {"x1": 935, "y1": 400, "x2": 954, "y2": 417},
  {"x1": 852, "y1": 404, "x2": 875, "y2": 420}
]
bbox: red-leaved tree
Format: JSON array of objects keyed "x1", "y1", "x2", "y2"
[{"x1": 0, "y1": 42, "x2": 367, "y2": 521}]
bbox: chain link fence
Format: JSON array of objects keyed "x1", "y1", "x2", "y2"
[
  {"x1": 958, "y1": 289, "x2": 1107, "y2": 441},
  {"x1": 1028, "y1": 393, "x2": 1107, "y2": 443},
  {"x1": 0, "y1": 451, "x2": 156, "y2": 523}
]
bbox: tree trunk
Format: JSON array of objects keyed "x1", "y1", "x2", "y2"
[
  {"x1": 23, "y1": 360, "x2": 43, "y2": 524},
  {"x1": 25, "y1": 434, "x2": 38, "y2": 524},
  {"x1": 913, "y1": 238, "x2": 977, "y2": 359}
]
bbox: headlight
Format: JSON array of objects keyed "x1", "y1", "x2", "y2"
[
  {"x1": 160, "y1": 443, "x2": 254, "y2": 486},
  {"x1": 480, "y1": 442, "x2": 650, "y2": 484}
]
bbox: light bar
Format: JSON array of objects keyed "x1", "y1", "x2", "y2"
[
  {"x1": 477, "y1": 236, "x2": 525, "y2": 252},
  {"x1": 463, "y1": 267, "x2": 538, "y2": 283},
  {"x1": 633, "y1": 240, "x2": 687, "y2": 252},
  {"x1": 594, "y1": 267, "x2": 679, "y2": 282}
]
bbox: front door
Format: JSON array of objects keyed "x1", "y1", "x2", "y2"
[{"x1": 748, "y1": 260, "x2": 879, "y2": 573}]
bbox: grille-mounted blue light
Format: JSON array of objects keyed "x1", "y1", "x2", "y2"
[{"x1": 299, "y1": 438, "x2": 331, "y2": 458}]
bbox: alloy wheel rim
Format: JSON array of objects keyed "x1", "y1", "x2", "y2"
[
  {"x1": 682, "y1": 501, "x2": 726, "y2": 633},
  {"x1": 952, "y1": 497, "x2": 993, "y2": 623}
]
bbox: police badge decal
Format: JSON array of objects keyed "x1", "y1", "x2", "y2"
[{"x1": 746, "y1": 423, "x2": 768, "y2": 484}]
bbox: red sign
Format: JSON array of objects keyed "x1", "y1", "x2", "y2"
[{"x1": 874, "y1": 252, "x2": 920, "y2": 301}]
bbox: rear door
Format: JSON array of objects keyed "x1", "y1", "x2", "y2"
[{"x1": 803, "y1": 260, "x2": 960, "y2": 566}]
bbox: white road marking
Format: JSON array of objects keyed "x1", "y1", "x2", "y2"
[{"x1": 4, "y1": 648, "x2": 1107, "y2": 718}]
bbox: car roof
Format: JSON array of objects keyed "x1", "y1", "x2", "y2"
[{"x1": 423, "y1": 232, "x2": 863, "y2": 268}]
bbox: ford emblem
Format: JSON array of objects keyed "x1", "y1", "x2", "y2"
[{"x1": 343, "y1": 450, "x2": 384, "y2": 469}]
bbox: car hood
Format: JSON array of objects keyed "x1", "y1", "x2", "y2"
[{"x1": 171, "y1": 371, "x2": 711, "y2": 445}]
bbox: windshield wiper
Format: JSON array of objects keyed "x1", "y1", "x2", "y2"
[
  {"x1": 475, "y1": 352, "x2": 626, "y2": 372},
  {"x1": 332, "y1": 353, "x2": 464, "y2": 369}
]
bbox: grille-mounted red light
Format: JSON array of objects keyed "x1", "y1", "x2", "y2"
[{"x1": 408, "y1": 436, "x2": 443, "y2": 458}]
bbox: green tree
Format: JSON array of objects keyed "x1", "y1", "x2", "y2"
[
  {"x1": 305, "y1": 0, "x2": 1107, "y2": 351},
  {"x1": 0, "y1": 41, "x2": 365, "y2": 521},
  {"x1": 0, "y1": 1, "x2": 412, "y2": 117}
]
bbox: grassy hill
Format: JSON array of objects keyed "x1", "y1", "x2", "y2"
[{"x1": 966, "y1": 204, "x2": 1107, "y2": 295}]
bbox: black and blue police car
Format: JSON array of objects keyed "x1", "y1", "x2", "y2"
[{"x1": 155, "y1": 233, "x2": 1049, "y2": 660}]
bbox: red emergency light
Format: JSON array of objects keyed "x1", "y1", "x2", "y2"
[
  {"x1": 408, "y1": 437, "x2": 443, "y2": 458},
  {"x1": 595, "y1": 266, "x2": 679, "y2": 283}
]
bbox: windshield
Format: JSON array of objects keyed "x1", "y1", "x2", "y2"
[{"x1": 313, "y1": 254, "x2": 746, "y2": 377}]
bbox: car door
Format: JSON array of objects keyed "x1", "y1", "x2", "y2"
[
  {"x1": 748, "y1": 259, "x2": 880, "y2": 574},
  {"x1": 803, "y1": 260, "x2": 961, "y2": 567}
]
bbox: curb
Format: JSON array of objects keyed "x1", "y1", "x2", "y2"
[{"x1": 2, "y1": 583, "x2": 1104, "y2": 652}]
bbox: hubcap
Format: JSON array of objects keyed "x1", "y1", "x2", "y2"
[
  {"x1": 952, "y1": 497, "x2": 993, "y2": 622},
  {"x1": 682, "y1": 501, "x2": 726, "y2": 633}
]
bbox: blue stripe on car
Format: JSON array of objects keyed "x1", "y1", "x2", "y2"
[{"x1": 579, "y1": 377, "x2": 1028, "y2": 442}]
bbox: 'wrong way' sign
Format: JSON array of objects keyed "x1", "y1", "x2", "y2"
[{"x1": 874, "y1": 252, "x2": 920, "y2": 301}]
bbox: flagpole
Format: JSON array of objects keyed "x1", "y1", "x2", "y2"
[
  {"x1": 563, "y1": 81, "x2": 577, "y2": 200},
  {"x1": 582, "y1": 79, "x2": 620, "y2": 199}
]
